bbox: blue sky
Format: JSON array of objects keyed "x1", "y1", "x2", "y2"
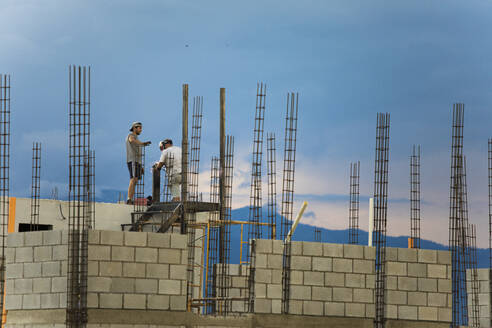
[{"x1": 2, "y1": 0, "x2": 492, "y2": 246}]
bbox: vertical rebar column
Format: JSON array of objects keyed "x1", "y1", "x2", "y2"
[
  {"x1": 88, "y1": 150, "x2": 95, "y2": 229},
  {"x1": 373, "y1": 113, "x2": 390, "y2": 328},
  {"x1": 30, "y1": 142, "x2": 41, "y2": 230},
  {"x1": 348, "y1": 161, "x2": 360, "y2": 244},
  {"x1": 467, "y1": 223, "x2": 479, "y2": 327},
  {"x1": 0, "y1": 74, "x2": 11, "y2": 318},
  {"x1": 489, "y1": 139, "x2": 492, "y2": 270},
  {"x1": 460, "y1": 155, "x2": 471, "y2": 324},
  {"x1": 133, "y1": 146, "x2": 146, "y2": 212},
  {"x1": 314, "y1": 227, "x2": 321, "y2": 242},
  {"x1": 410, "y1": 145, "x2": 421, "y2": 248},
  {"x1": 162, "y1": 154, "x2": 174, "y2": 202},
  {"x1": 267, "y1": 133, "x2": 277, "y2": 240},
  {"x1": 67, "y1": 65, "x2": 91, "y2": 327},
  {"x1": 189, "y1": 96, "x2": 203, "y2": 202}
]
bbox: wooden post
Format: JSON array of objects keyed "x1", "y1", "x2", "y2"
[
  {"x1": 219, "y1": 88, "x2": 225, "y2": 263},
  {"x1": 181, "y1": 84, "x2": 189, "y2": 233},
  {"x1": 152, "y1": 168, "x2": 160, "y2": 203}
]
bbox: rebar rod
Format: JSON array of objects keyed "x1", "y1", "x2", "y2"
[
  {"x1": 314, "y1": 227, "x2": 321, "y2": 242},
  {"x1": 0, "y1": 74, "x2": 11, "y2": 318},
  {"x1": 267, "y1": 133, "x2": 277, "y2": 240},
  {"x1": 348, "y1": 161, "x2": 360, "y2": 244},
  {"x1": 410, "y1": 145, "x2": 421, "y2": 248},
  {"x1": 30, "y1": 142, "x2": 41, "y2": 230},
  {"x1": 373, "y1": 113, "x2": 390, "y2": 328}
]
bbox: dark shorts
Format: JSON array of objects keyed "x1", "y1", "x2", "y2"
[{"x1": 127, "y1": 162, "x2": 142, "y2": 179}]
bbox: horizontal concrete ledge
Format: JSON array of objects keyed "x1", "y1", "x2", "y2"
[
  {"x1": 385, "y1": 319, "x2": 450, "y2": 328},
  {"x1": 6, "y1": 309, "x2": 65, "y2": 324}
]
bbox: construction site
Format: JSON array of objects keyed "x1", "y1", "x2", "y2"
[{"x1": 0, "y1": 67, "x2": 490, "y2": 328}]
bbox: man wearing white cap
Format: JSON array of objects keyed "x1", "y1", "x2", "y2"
[
  {"x1": 126, "y1": 122, "x2": 151, "y2": 204},
  {"x1": 154, "y1": 139, "x2": 182, "y2": 201}
]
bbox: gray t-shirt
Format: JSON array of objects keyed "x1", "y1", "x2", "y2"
[{"x1": 126, "y1": 133, "x2": 142, "y2": 163}]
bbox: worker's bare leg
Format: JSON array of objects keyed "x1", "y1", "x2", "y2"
[{"x1": 127, "y1": 177, "x2": 138, "y2": 201}]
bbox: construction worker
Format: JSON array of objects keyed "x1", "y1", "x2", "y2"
[
  {"x1": 153, "y1": 139, "x2": 182, "y2": 201},
  {"x1": 126, "y1": 122, "x2": 151, "y2": 204}
]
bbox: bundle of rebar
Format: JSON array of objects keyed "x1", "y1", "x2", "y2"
[
  {"x1": 373, "y1": 113, "x2": 390, "y2": 328},
  {"x1": 0, "y1": 74, "x2": 11, "y2": 318},
  {"x1": 348, "y1": 161, "x2": 360, "y2": 244},
  {"x1": 267, "y1": 133, "x2": 277, "y2": 240},
  {"x1": 410, "y1": 145, "x2": 421, "y2": 248},
  {"x1": 30, "y1": 142, "x2": 41, "y2": 230}
]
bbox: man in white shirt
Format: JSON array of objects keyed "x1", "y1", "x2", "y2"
[{"x1": 154, "y1": 139, "x2": 182, "y2": 201}]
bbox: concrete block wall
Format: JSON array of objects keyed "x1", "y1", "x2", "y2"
[
  {"x1": 466, "y1": 268, "x2": 492, "y2": 327},
  {"x1": 216, "y1": 263, "x2": 249, "y2": 313}
]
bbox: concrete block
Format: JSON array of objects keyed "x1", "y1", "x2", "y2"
[
  {"x1": 123, "y1": 294, "x2": 146, "y2": 309},
  {"x1": 437, "y1": 250, "x2": 451, "y2": 265},
  {"x1": 407, "y1": 291, "x2": 427, "y2": 306},
  {"x1": 291, "y1": 270, "x2": 303, "y2": 285},
  {"x1": 332, "y1": 287, "x2": 352, "y2": 302},
  {"x1": 158, "y1": 248, "x2": 181, "y2": 264},
  {"x1": 324, "y1": 302, "x2": 345, "y2": 316},
  {"x1": 158, "y1": 279, "x2": 181, "y2": 295},
  {"x1": 385, "y1": 276, "x2": 397, "y2": 290},
  {"x1": 123, "y1": 263, "x2": 146, "y2": 278},
  {"x1": 135, "y1": 247, "x2": 158, "y2": 263},
  {"x1": 52, "y1": 245, "x2": 67, "y2": 261},
  {"x1": 398, "y1": 248, "x2": 417, "y2": 262},
  {"x1": 111, "y1": 246, "x2": 135, "y2": 262},
  {"x1": 290, "y1": 256, "x2": 311, "y2": 271},
  {"x1": 14, "y1": 278, "x2": 33, "y2": 294},
  {"x1": 353, "y1": 288, "x2": 373, "y2": 303},
  {"x1": 312, "y1": 287, "x2": 332, "y2": 301},
  {"x1": 124, "y1": 231, "x2": 147, "y2": 247},
  {"x1": 170, "y1": 295, "x2": 186, "y2": 311},
  {"x1": 22, "y1": 294, "x2": 41, "y2": 309},
  {"x1": 428, "y1": 293, "x2": 447, "y2": 307},
  {"x1": 333, "y1": 258, "x2": 352, "y2": 273},
  {"x1": 290, "y1": 241, "x2": 302, "y2": 255},
  {"x1": 99, "y1": 261, "x2": 122, "y2": 277},
  {"x1": 345, "y1": 303, "x2": 365, "y2": 317},
  {"x1": 88, "y1": 230, "x2": 100, "y2": 244},
  {"x1": 387, "y1": 290, "x2": 407, "y2": 305},
  {"x1": 418, "y1": 278, "x2": 437, "y2": 292},
  {"x1": 87, "y1": 277, "x2": 112, "y2": 292},
  {"x1": 385, "y1": 247, "x2": 398, "y2": 261},
  {"x1": 304, "y1": 271, "x2": 324, "y2": 286},
  {"x1": 146, "y1": 263, "x2": 169, "y2": 279},
  {"x1": 23, "y1": 262, "x2": 42, "y2": 278},
  {"x1": 418, "y1": 249, "x2": 437, "y2": 263},
  {"x1": 312, "y1": 257, "x2": 332, "y2": 272},
  {"x1": 24, "y1": 231, "x2": 43, "y2": 246},
  {"x1": 418, "y1": 306, "x2": 438, "y2": 321},
  {"x1": 303, "y1": 241, "x2": 322, "y2": 256},
  {"x1": 4, "y1": 280, "x2": 13, "y2": 294},
  {"x1": 398, "y1": 277, "x2": 417, "y2": 291},
  {"x1": 33, "y1": 277, "x2": 51, "y2": 293},
  {"x1": 7, "y1": 233, "x2": 24, "y2": 247},
  {"x1": 181, "y1": 249, "x2": 189, "y2": 265},
  {"x1": 15, "y1": 247, "x2": 33, "y2": 263},
  {"x1": 272, "y1": 299, "x2": 282, "y2": 314},
  {"x1": 148, "y1": 294, "x2": 169, "y2": 310},
  {"x1": 99, "y1": 293, "x2": 123, "y2": 309},
  {"x1": 88, "y1": 245, "x2": 110, "y2": 261},
  {"x1": 323, "y1": 243, "x2": 343, "y2": 258},
  {"x1": 169, "y1": 264, "x2": 187, "y2": 280},
  {"x1": 41, "y1": 293, "x2": 59, "y2": 309},
  {"x1": 100, "y1": 231, "x2": 124, "y2": 245},
  {"x1": 324, "y1": 272, "x2": 345, "y2": 287},
  {"x1": 353, "y1": 260, "x2": 373, "y2": 274},
  {"x1": 267, "y1": 284, "x2": 282, "y2": 299},
  {"x1": 290, "y1": 285, "x2": 311, "y2": 300},
  {"x1": 364, "y1": 247, "x2": 376, "y2": 260},
  {"x1": 386, "y1": 262, "x2": 406, "y2": 276},
  {"x1": 147, "y1": 232, "x2": 170, "y2": 248},
  {"x1": 42, "y1": 261, "x2": 61, "y2": 277},
  {"x1": 6, "y1": 263, "x2": 23, "y2": 279},
  {"x1": 398, "y1": 305, "x2": 418, "y2": 320},
  {"x1": 5, "y1": 247, "x2": 15, "y2": 264},
  {"x1": 437, "y1": 308, "x2": 451, "y2": 322},
  {"x1": 255, "y1": 239, "x2": 272, "y2": 254},
  {"x1": 88, "y1": 261, "x2": 98, "y2": 276},
  {"x1": 232, "y1": 276, "x2": 247, "y2": 288},
  {"x1": 272, "y1": 240, "x2": 283, "y2": 254},
  {"x1": 366, "y1": 274, "x2": 375, "y2": 289},
  {"x1": 110, "y1": 277, "x2": 135, "y2": 293},
  {"x1": 345, "y1": 273, "x2": 365, "y2": 288},
  {"x1": 87, "y1": 292, "x2": 98, "y2": 308},
  {"x1": 5, "y1": 295, "x2": 22, "y2": 310},
  {"x1": 255, "y1": 283, "x2": 266, "y2": 298},
  {"x1": 59, "y1": 292, "x2": 67, "y2": 309},
  {"x1": 385, "y1": 304, "x2": 398, "y2": 319},
  {"x1": 428, "y1": 264, "x2": 447, "y2": 279},
  {"x1": 479, "y1": 280, "x2": 490, "y2": 293},
  {"x1": 254, "y1": 253, "x2": 267, "y2": 268},
  {"x1": 344, "y1": 244, "x2": 364, "y2": 259},
  {"x1": 52, "y1": 277, "x2": 67, "y2": 293},
  {"x1": 170, "y1": 234, "x2": 187, "y2": 249},
  {"x1": 366, "y1": 303, "x2": 375, "y2": 318},
  {"x1": 303, "y1": 300, "x2": 323, "y2": 315},
  {"x1": 477, "y1": 268, "x2": 491, "y2": 280},
  {"x1": 438, "y1": 279, "x2": 451, "y2": 293},
  {"x1": 34, "y1": 246, "x2": 52, "y2": 262},
  {"x1": 267, "y1": 254, "x2": 283, "y2": 269},
  {"x1": 407, "y1": 263, "x2": 426, "y2": 278},
  {"x1": 254, "y1": 298, "x2": 272, "y2": 314}
]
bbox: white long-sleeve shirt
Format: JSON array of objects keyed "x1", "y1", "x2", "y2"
[{"x1": 159, "y1": 146, "x2": 182, "y2": 176}]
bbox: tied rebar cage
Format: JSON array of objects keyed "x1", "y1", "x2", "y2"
[
  {"x1": 0, "y1": 74, "x2": 11, "y2": 318},
  {"x1": 410, "y1": 145, "x2": 421, "y2": 249},
  {"x1": 448, "y1": 104, "x2": 469, "y2": 327},
  {"x1": 189, "y1": 96, "x2": 203, "y2": 202},
  {"x1": 87, "y1": 150, "x2": 95, "y2": 229},
  {"x1": 30, "y1": 142, "x2": 41, "y2": 230},
  {"x1": 467, "y1": 223, "x2": 479, "y2": 327},
  {"x1": 267, "y1": 133, "x2": 277, "y2": 240},
  {"x1": 314, "y1": 227, "x2": 321, "y2": 242},
  {"x1": 162, "y1": 153, "x2": 174, "y2": 202},
  {"x1": 488, "y1": 139, "x2": 492, "y2": 270},
  {"x1": 373, "y1": 113, "x2": 390, "y2": 328},
  {"x1": 67, "y1": 65, "x2": 91, "y2": 327},
  {"x1": 133, "y1": 146, "x2": 146, "y2": 213},
  {"x1": 348, "y1": 161, "x2": 360, "y2": 244}
]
